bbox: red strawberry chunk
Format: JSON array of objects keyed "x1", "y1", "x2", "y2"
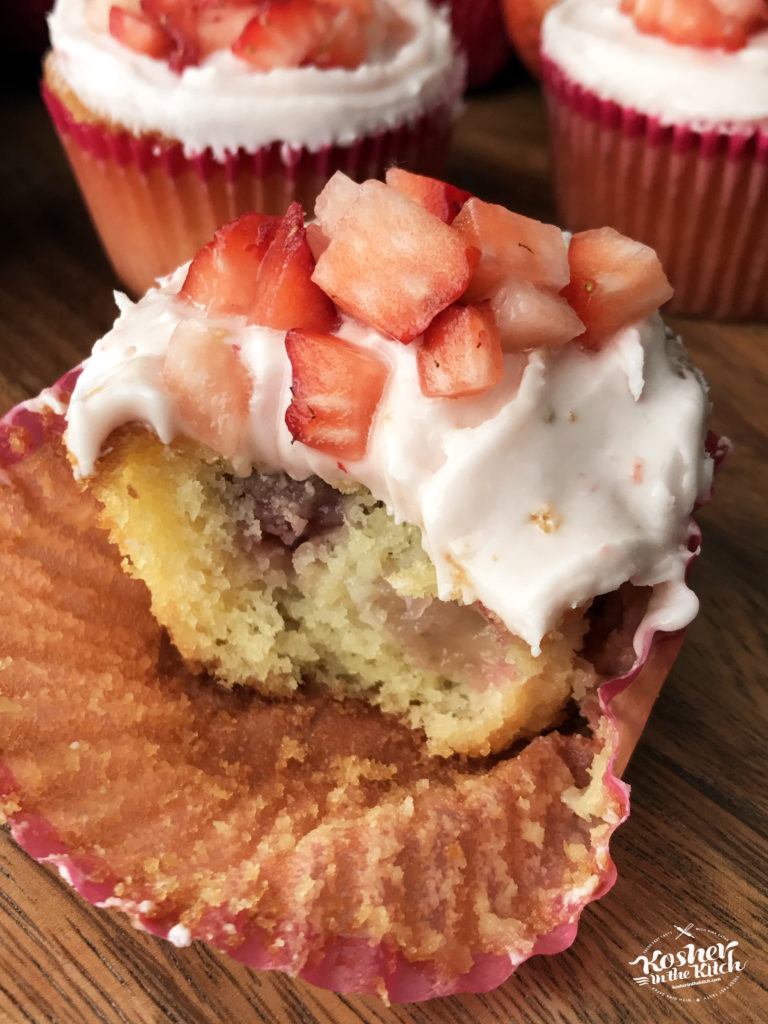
[
  {"x1": 248, "y1": 202, "x2": 338, "y2": 332},
  {"x1": 417, "y1": 303, "x2": 504, "y2": 399},
  {"x1": 109, "y1": 6, "x2": 172, "y2": 58},
  {"x1": 489, "y1": 275, "x2": 584, "y2": 351},
  {"x1": 180, "y1": 212, "x2": 281, "y2": 318},
  {"x1": 312, "y1": 179, "x2": 476, "y2": 343},
  {"x1": 141, "y1": 0, "x2": 199, "y2": 69},
  {"x1": 310, "y1": 6, "x2": 368, "y2": 68},
  {"x1": 562, "y1": 227, "x2": 674, "y2": 349},
  {"x1": 385, "y1": 167, "x2": 471, "y2": 225},
  {"x1": 232, "y1": 0, "x2": 336, "y2": 70},
  {"x1": 197, "y1": 4, "x2": 262, "y2": 58},
  {"x1": 620, "y1": 0, "x2": 767, "y2": 50},
  {"x1": 453, "y1": 197, "x2": 571, "y2": 301},
  {"x1": 161, "y1": 320, "x2": 252, "y2": 459},
  {"x1": 285, "y1": 328, "x2": 389, "y2": 460}
]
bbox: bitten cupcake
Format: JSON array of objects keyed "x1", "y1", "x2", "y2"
[
  {"x1": 540, "y1": 0, "x2": 768, "y2": 320},
  {"x1": 0, "y1": 172, "x2": 720, "y2": 1000},
  {"x1": 43, "y1": 0, "x2": 465, "y2": 294}
]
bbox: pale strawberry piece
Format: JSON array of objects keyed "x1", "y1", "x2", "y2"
[
  {"x1": 562, "y1": 227, "x2": 674, "y2": 349},
  {"x1": 141, "y1": 0, "x2": 199, "y2": 69},
  {"x1": 284, "y1": 328, "x2": 389, "y2": 460},
  {"x1": 312, "y1": 179, "x2": 475, "y2": 343},
  {"x1": 161, "y1": 320, "x2": 252, "y2": 459},
  {"x1": 232, "y1": 0, "x2": 336, "y2": 70},
  {"x1": 385, "y1": 168, "x2": 471, "y2": 225},
  {"x1": 313, "y1": 171, "x2": 363, "y2": 236},
  {"x1": 109, "y1": 5, "x2": 172, "y2": 58},
  {"x1": 180, "y1": 212, "x2": 280, "y2": 318},
  {"x1": 620, "y1": 0, "x2": 767, "y2": 50},
  {"x1": 248, "y1": 203, "x2": 338, "y2": 332},
  {"x1": 489, "y1": 275, "x2": 585, "y2": 351},
  {"x1": 417, "y1": 302, "x2": 504, "y2": 398},
  {"x1": 453, "y1": 198, "x2": 571, "y2": 302},
  {"x1": 197, "y1": 4, "x2": 261, "y2": 57},
  {"x1": 310, "y1": 6, "x2": 368, "y2": 68},
  {"x1": 306, "y1": 221, "x2": 331, "y2": 262},
  {"x1": 500, "y1": 0, "x2": 557, "y2": 76}
]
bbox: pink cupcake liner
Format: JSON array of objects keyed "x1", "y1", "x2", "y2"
[
  {"x1": 42, "y1": 81, "x2": 457, "y2": 296},
  {"x1": 0, "y1": 383, "x2": 720, "y2": 1002},
  {"x1": 541, "y1": 56, "x2": 768, "y2": 321}
]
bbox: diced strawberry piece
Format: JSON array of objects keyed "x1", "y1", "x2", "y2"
[
  {"x1": 306, "y1": 221, "x2": 331, "y2": 262},
  {"x1": 284, "y1": 328, "x2": 389, "y2": 460},
  {"x1": 161, "y1": 320, "x2": 252, "y2": 459},
  {"x1": 562, "y1": 227, "x2": 674, "y2": 349},
  {"x1": 500, "y1": 0, "x2": 557, "y2": 76},
  {"x1": 417, "y1": 302, "x2": 504, "y2": 399},
  {"x1": 232, "y1": 0, "x2": 335, "y2": 70},
  {"x1": 620, "y1": 0, "x2": 767, "y2": 50},
  {"x1": 180, "y1": 212, "x2": 280, "y2": 318},
  {"x1": 109, "y1": 5, "x2": 172, "y2": 58},
  {"x1": 141, "y1": 0, "x2": 199, "y2": 69},
  {"x1": 248, "y1": 202, "x2": 338, "y2": 332},
  {"x1": 314, "y1": 171, "x2": 363, "y2": 236},
  {"x1": 88, "y1": 0, "x2": 139, "y2": 33},
  {"x1": 310, "y1": 7, "x2": 368, "y2": 69},
  {"x1": 453, "y1": 197, "x2": 571, "y2": 302},
  {"x1": 312, "y1": 179, "x2": 476, "y2": 344},
  {"x1": 489, "y1": 275, "x2": 585, "y2": 351},
  {"x1": 197, "y1": 5, "x2": 261, "y2": 57},
  {"x1": 385, "y1": 168, "x2": 471, "y2": 225}
]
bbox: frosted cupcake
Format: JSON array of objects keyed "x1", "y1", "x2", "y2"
[
  {"x1": 541, "y1": 0, "x2": 768, "y2": 320},
  {"x1": 0, "y1": 172, "x2": 718, "y2": 999},
  {"x1": 43, "y1": 0, "x2": 464, "y2": 294}
]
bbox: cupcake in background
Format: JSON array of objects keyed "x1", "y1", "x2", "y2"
[
  {"x1": 43, "y1": 0, "x2": 465, "y2": 294},
  {"x1": 540, "y1": 0, "x2": 768, "y2": 320},
  {"x1": 437, "y1": 0, "x2": 512, "y2": 88}
]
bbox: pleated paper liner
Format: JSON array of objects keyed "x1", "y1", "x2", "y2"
[
  {"x1": 0, "y1": 379, "x2": 720, "y2": 1002},
  {"x1": 542, "y1": 56, "x2": 768, "y2": 321},
  {"x1": 42, "y1": 78, "x2": 456, "y2": 297}
]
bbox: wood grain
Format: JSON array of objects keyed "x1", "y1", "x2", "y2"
[{"x1": 0, "y1": 77, "x2": 766, "y2": 1024}]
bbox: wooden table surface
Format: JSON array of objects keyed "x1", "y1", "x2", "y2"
[{"x1": 1, "y1": 69, "x2": 767, "y2": 1024}]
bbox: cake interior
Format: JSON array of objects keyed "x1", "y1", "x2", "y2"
[{"x1": 89, "y1": 428, "x2": 596, "y2": 759}]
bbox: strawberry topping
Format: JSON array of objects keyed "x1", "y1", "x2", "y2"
[
  {"x1": 285, "y1": 328, "x2": 389, "y2": 460},
  {"x1": 620, "y1": 0, "x2": 768, "y2": 51},
  {"x1": 108, "y1": 6, "x2": 172, "y2": 59},
  {"x1": 311, "y1": 179, "x2": 476, "y2": 344},
  {"x1": 562, "y1": 227, "x2": 674, "y2": 349},
  {"x1": 172, "y1": 175, "x2": 676, "y2": 458},
  {"x1": 385, "y1": 167, "x2": 471, "y2": 225},
  {"x1": 417, "y1": 302, "x2": 504, "y2": 398}
]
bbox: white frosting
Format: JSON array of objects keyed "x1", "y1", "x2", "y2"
[
  {"x1": 541, "y1": 0, "x2": 768, "y2": 130},
  {"x1": 47, "y1": 0, "x2": 464, "y2": 158},
  {"x1": 65, "y1": 270, "x2": 713, "y2": 654}
]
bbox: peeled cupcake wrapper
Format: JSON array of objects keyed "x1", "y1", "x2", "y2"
[
  {"x1": 41, "y1": 82, "x2": 456, "y2": 297},
  {"x1": 541, "y1": 56, "x2": 768, "y2": 321},
  {"x1": 0, "y1": 374, "x2": 723, "y2": 1003}
]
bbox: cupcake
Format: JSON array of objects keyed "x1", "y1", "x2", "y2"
[
  {"x1": 42, "y1": 0, "x2": 465, "y2": 295},
  {"x1": 540, "y1": 0, "x2": 768, "y2": 320},
  {"x1": 0, "y1": 172, "x2": 718, "y2": 1000},
  {"x1": 438, "y1": 0, "x2": 512, "y2": 88}
]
